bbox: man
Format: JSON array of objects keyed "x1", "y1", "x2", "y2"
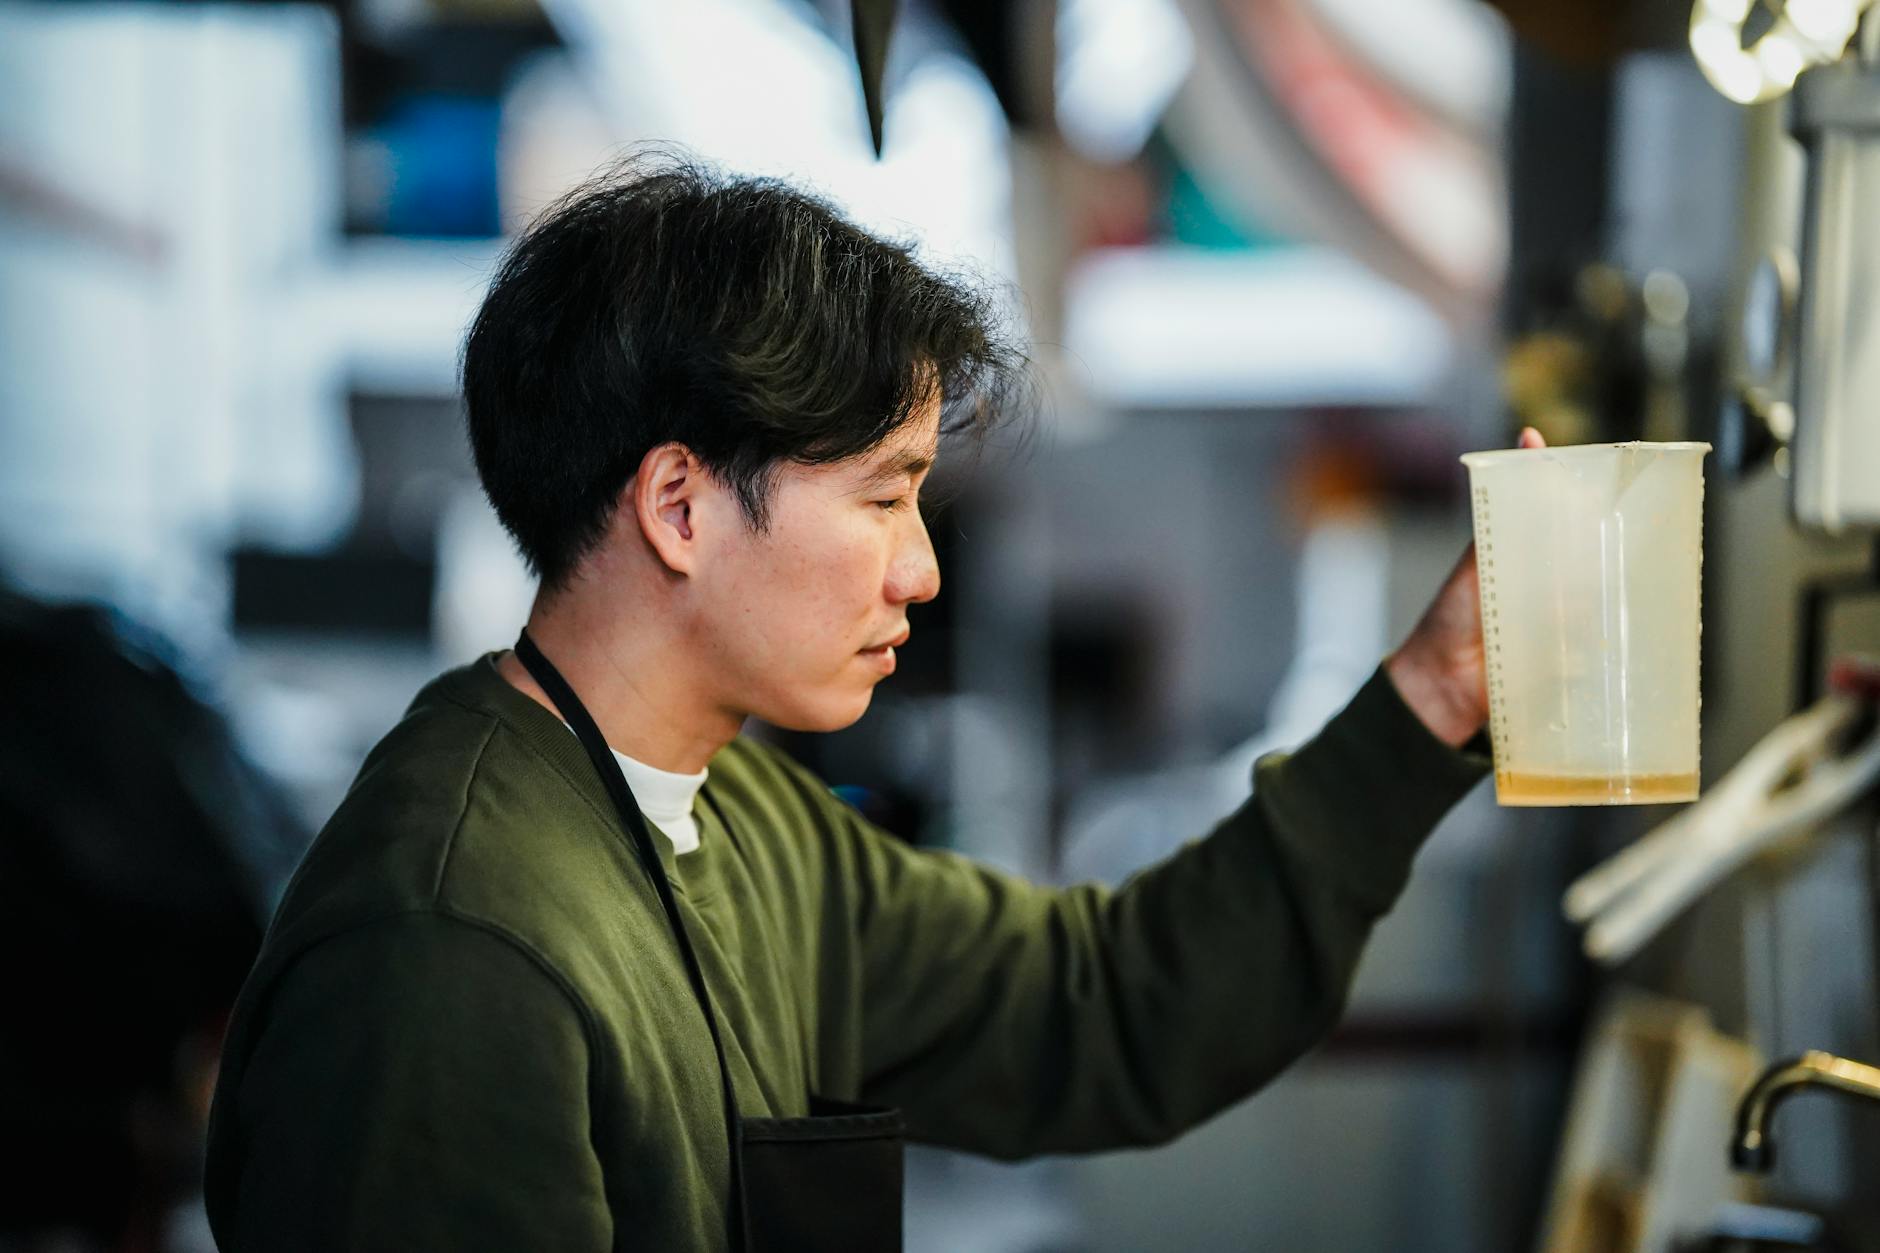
[{"x1": 205, "y1": 152, "x2": 1539, "y2": 1251}]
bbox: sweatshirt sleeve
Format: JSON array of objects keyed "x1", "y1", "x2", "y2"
[
  {"x1": 845, "y1": 665, "x2": 1490, "y2": 1158},
  {"x1": 206, "y1": 912, "x2": 613, "y2": 1253}
]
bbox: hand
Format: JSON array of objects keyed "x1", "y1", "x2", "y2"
[{"x1": 1385, "y1": 427, "x2": 1547, "y2": 748}]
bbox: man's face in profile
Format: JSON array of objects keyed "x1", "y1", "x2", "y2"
[{"x1": 691, "y1": 398, "x2": 942, "y2": 734}]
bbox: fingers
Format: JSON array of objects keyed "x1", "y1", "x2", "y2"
[{"x1": 1517, "y1": 426, "x2": 1547, "y2": 450}]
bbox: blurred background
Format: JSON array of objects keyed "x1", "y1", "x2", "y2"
[{"x1": 3, "y1": 0, "x2": 1879, "y2": 1249}]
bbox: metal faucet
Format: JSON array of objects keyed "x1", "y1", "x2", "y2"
[{"x1": 1732, "y1": 1050, "x2": 1880, "y2": 1172}]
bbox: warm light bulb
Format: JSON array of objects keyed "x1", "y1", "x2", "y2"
[
  {"x1": 1783, "y1": 0, "x2": 1858, "y2": 45},
  {"x1": 1692, "y1": 17, "x2": 1773, "y2": 101},
  {"x1": 1691, "y1": 0, "x2": 1877, "y2": 103},
  {"x1": 1757, "y1": 32, "x2": 1808, "y2": 89}
]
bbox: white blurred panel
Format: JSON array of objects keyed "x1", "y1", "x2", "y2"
[
  {"x1": 539, "y1": 0, "x2": 1017, "y2": 285},
  {"x1": 1062, "y1": 245, "x2": 1453, "y2": 409},
  {"x1": 0, "y1": 3, "x2": 354, "y2": 643},
  {"x1": 1056, "y1": 0, "x2": 1195, "y2": 161},
  {"x1": 1306, "y1": 0, "x2": 1511, "y2": 135}
]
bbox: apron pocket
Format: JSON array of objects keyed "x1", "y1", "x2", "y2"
[{"x1": 739, "y1": 1095, "x2": 904, "y2": 1252}]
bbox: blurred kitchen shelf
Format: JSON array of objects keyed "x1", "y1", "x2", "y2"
[
  {"x1": 312, "y1": 238, "x2": 1456, "y2": 410},
  {"x1": 1060, "y1": 244, "x2": 1454, "y2": 411},
  {"x1": 313, "y1": 235, "x2": 506, "y2": 396},
  {"x1": 224, "y1": 630, "x2": 446, "y2": 830}
]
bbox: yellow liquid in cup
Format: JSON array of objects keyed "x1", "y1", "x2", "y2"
[{"x1": 1494, "y1": 770, "x2": 1699, "y2": 806}]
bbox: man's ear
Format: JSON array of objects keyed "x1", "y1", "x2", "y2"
[{"x1": 630, "y1": 442, "x2": 707, "y2": 575}]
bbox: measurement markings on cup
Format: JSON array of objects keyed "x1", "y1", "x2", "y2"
[{"x1": 1474, "y1": 484, "x2": 1512, "y2": 787}]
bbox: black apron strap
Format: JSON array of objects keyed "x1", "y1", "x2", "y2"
[{"x1": 513, "y1": 631, "x2": 749, "y2": 1247}]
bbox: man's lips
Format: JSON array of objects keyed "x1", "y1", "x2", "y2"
[{"x1": 862, "y1": 629, "x2": 910, "y2": 653}]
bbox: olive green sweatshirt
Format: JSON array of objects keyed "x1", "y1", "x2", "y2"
[{"x1": 205, "y1": 655, "x2": 1488, "y2": 1251}]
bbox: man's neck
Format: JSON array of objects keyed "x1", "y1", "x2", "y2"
[{"x1": 497, "y1": 595, "x2": 741, "y2": 775}]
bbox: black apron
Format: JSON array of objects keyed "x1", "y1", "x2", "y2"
[{"x1": 515, "y1": 633, "x2": 905, "y2": 1252}]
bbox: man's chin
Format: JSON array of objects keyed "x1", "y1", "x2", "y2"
[{"x1": 762, "y1": 686, "x2": 876, "y2": 735}]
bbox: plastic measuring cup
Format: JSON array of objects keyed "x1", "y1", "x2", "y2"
[{"x1": 1461, "y1": 441, "x2": 1711, "y2": 806}]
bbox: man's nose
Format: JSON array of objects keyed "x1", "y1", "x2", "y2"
[{"x1": 888, "y1": 515, "x2": 941, "y2": 605}]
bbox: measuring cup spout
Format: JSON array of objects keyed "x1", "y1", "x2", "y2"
[{"x1": 1610, "y1": 444, "x2": 1658, "y2": 510}]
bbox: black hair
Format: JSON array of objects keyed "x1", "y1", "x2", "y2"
[{"x1": 462, "y1": 146, "x2": 1031, "y2": 588}]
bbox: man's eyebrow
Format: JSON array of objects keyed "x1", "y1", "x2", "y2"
[{"x1": 856, "y1": 448, "x2": 937, "y2": 488}]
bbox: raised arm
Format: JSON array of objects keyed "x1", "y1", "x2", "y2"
[{"x1": 844, "y1": 666, "x2": 1489, "y2": 1158}]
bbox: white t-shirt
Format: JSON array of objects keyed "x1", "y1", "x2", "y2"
[
  {"x1": 610, "y1": 746, "x2": 708, "y2": 855},
  {"x1": 564, "y1": 724, "x2": 708, "y2": 854}
]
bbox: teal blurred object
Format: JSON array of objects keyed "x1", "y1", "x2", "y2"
[{"x1": 1154, "y1": 134, "x2": 1288, "y2": 251}]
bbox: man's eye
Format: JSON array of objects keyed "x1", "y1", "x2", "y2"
[{"x1": 875, "y1": 498, "x2": 912, "y2": 513}]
